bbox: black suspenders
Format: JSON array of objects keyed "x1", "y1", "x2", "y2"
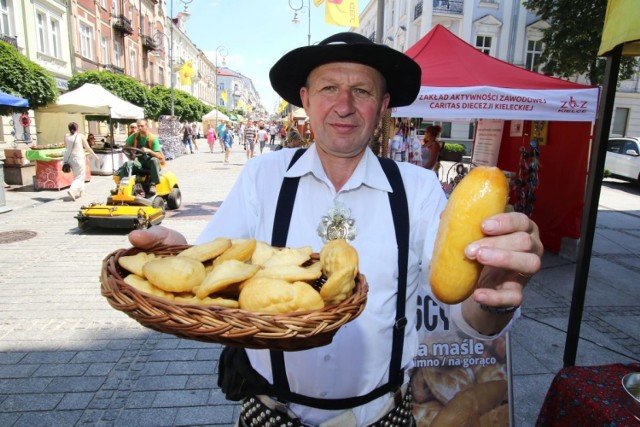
[{"x1": 268, "y1": 149, "x2": 410, "y2": 410}]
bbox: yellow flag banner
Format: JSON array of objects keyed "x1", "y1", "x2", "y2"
[
  {"x1": 598, "y1": 0, "x2": 640, "y2": 56},
  {"x1": 220, "y1": 90, "x2": 228, "y2": 105},
  {"x1": 325, "y1": 0, "x2": 359, "y2": 27},
  {"x1": 313, "y1": 0, "x2": 324, "y2": 6},
  {"x1": 276, "y1": 99, "x2": 288, "y2": 114},
  {"x1": 179, "y1": 60, "x2": 195, "y2": 86}
]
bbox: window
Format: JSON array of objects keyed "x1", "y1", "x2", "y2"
[
  {"x1": 612, "y1": 107, "x2": 629, "y2": 136},
  {"x1": 129, "y1": 48, "x2": 136, "y2": 78},
  {"x1": 475, "y1": 36, "x2": 492, "y2": 54},
  {"x1": 36, "y1": 12, "x2": 46, "y2": 52},
  {"x1": 623, "y1": 140, "x2": 639, "y2": 155},
  {"x1": 35, "y1": 8, "x2": 62, "y2": 59},
  {"x1": 1, "y1": 0, "x2": 11, "y2": 36},
  {"x1": 158, "y1": 66, "x2": 164, "y2": 86},
  {"x1": 114, "y1": 41, "x2": 122, "y2": 67},
  {"x1": 50, "y1": 17, "x2": 60, "y2": 58},
  {"x1": 468, "y1": 122, "x2": 476, "y2": 140},
  {"x1": 526, "y1": 39, "x2": 543, "y2": 72},
  {"x1": 100, "y1": 0, "x2": 106, "y2": 9},
  {"x1": 441, "y1": 122, "x2": 452, "y2": 139},
  {"x1": 100, "y1": 36, "x2": 109, "y2": 64},
  {"x1": 79, "y1": 23, "x2": 93, "y2": 59},
  {"x1": 112, "y1": 0, "x2": 119, "y2": 16},
  {"x1": 606, "y1": 139, "x2": 624, "y2": 153}
]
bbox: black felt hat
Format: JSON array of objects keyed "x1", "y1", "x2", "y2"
[{"x1": 269, "y1": 32, "x2": 421, "y2": 108}]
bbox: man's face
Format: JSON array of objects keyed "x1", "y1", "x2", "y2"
[
  {"x1": 300, "y1": 62, "x2": 389, "y2": 159},
  {"x1": 137, "y1": 122, "x2": 148, "y2": 136}
]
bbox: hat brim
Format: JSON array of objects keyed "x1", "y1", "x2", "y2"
[{"x1": 270, "y1": 43, "x2": 421, "y2": 108}]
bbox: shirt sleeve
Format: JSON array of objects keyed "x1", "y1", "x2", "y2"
[
  {"x1": 449, "y1": 304, "x2": 520, "y2": 340},
  {"x1": 124, "y1": 134, "x2": 134, "y2": 146},
  {"x1": 151, "y1": 136, "x2": 161, "y2": 151},
  {"x1": 195, "y1": 160, "x2": 260, "y2": 244}
]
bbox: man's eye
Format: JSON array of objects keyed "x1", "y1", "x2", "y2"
[
  {"x1": 319, "y1": 86, "x2": 337, "y2": 93},
  {"x1": 354, "y1": 88, "x2": 372, "y2": 97}
]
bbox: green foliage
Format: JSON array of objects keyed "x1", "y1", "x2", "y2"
[
  {"x1": 524, "y1": 0, "x2": 638, "y2": 85},
  {"x1": 0, "y1": 41, "x2": 57, "y2": 115},
  {"x1": 70, "y1": 71, "x2": 212, "y2": 122},
  {"x1": 148, "y1": 85, "x2": 214, "y2": 122},
  {"x1": 442, "y1": 143, "x2": 465, "y2": 154}
]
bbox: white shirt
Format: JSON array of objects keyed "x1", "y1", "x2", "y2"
[
  {"x1": 64, "y1": 132, "x2": 85, "y2": 161},
  {"x1": 197, "y1": 145, "x2": 511, "y2": 426}
]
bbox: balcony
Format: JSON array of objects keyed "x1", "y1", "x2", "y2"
[
  {"x1": 0, "y1": 33, "x2": 18, "y2": 50},
  {"x1": 433, "y1": 0, "x2": 464, "y2": 15},
  {"x1": 104, "y1": 64, "x2": 125, "y2": 74},
  {"x1": 112, "y1": 15, "x2": 134, "y2": 36},
  {"x1": 141, "y1": 34, "x2": 160, "y2": 51}
]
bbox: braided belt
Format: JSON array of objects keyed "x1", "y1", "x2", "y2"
[{"x1": 239, "y1": 386, "x2": 414, "y2": 427}]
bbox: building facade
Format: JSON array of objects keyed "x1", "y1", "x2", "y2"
[
  {"x1": 358, "y1": 0, "x2": 640, "y2": 141},
  {"x1": 1, "y1": 0, "x2": 75, "y2": 143}
]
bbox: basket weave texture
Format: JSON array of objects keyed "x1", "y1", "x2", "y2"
[{"x1": 101, "y1": 245, "x2": 368, "y2": 351}]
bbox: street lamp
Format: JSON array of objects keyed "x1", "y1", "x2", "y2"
[
  {"x1": 289, "y1": 0, "x2": 311, "y2": 46},
  {"x1": 169, "y1": 0, "x2": 193, "y2": 117},
  {"x1": 214, "y1": 45, "x2": 228, "y2": 129}
]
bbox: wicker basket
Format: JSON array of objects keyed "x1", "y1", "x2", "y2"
[{"x1": 101, "y1": 245, "x2": 368, "y2": 351}]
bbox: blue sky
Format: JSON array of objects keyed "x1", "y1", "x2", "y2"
[{"x1": 181, "y1": 0, "x2": 368, "y2": 114}]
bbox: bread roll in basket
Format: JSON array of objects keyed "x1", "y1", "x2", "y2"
[{"x1": 101, "y1": 243, "x2": 368, "y2": 351}]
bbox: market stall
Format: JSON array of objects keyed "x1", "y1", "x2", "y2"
[
  {"x1": 0, "y1": 91, "x2": 30, "y2": 213},
  {"x1": 34, "y1": 83, "x2": 144, "y2": 182},
  {"x1": 290, "y1": 107, "x2": 314, "y2": 142},
  {"x1": 89, "y1": 147, "x2": 127, "y2": 176},
  {"x1": 25, "y1": 147, "x2": 91, "y2": 191},
  {"x1": 392, "y1": 25, "x2": 599, "y2": 253},
  {"x1": 201, "y1": 109, "x2": 230, "y2": 129}
]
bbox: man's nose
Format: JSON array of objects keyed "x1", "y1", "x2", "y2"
[{"x1": 334, "y1": 89, "x2": 356, "y2": 116}]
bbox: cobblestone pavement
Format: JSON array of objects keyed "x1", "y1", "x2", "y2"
[{"x1": 1, "y1": 142, "x2": 639, "y2": 426}]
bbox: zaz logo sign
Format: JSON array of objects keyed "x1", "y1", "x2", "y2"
[{"x1": 558, "y1": 96, "x2": 588, "y2": 114}]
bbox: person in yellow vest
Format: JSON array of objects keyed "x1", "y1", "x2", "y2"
[{"x1": 119, "y1": 119, "x2": 165, "y2": 196}]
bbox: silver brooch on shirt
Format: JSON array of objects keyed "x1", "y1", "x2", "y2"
[{"x1": 317, "y1": 201, "x2": 357, "y2": 243}]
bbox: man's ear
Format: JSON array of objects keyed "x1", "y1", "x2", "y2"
[
  {"x1": 378, "y1": 93, "x2": 391, "y2": 119},
  {"x1": 300, "y1": 87, "x2": 309, "y2": 110}
]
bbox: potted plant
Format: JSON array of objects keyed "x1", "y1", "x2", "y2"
[{"x1": 440, "y1": 143, "x2": 466, "y2": 162}]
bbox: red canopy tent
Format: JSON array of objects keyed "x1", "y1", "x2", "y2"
[{"x1": 393, "y1": 25, "x2": 600, "y2": 252}]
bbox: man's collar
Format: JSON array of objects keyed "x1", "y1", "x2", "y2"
[{"x1": 284, "y1": 145, "x2": 393, "y2": 193}]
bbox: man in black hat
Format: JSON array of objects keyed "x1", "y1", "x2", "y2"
[{"x1": 128, "y1": 33, "x2": 543, "y2": 426}]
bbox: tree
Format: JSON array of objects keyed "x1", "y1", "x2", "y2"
[
  {"x1": 0, "y1": 41, "x2": 58, "y2": 115},
  {"x1": 70, "y1": 70, "x2": 212, "y2": 122},
  {"x1": 524, "y1": 0, "x2": 637, "y2": 85},
  {"x1": 149, "y1": 85, "x2": 212, "y2": 122}
]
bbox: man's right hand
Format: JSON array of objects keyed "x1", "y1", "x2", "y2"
[{"x1": 128, "y1": 225, "x2": 188, "y2": 250}]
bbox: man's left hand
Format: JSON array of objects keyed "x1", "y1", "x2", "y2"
[{"x1": 461, "y1": 212, "x2": 543, "y2": 332}]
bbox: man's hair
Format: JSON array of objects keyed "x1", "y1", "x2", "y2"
[
  {"x1": 68, "y1": 122, "x2": 78, "y2": 133},
  {"x1": 136, "y1": 119, "x2": 148, "y2": 127}
]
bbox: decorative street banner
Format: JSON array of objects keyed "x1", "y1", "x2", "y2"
[
  {"x1": 412, "y1": 289, "x2": 512, "y2": 426},
  {"x1": 472, "y1": 119, "x2": 504, "y2": 167},
  {"x1": 392, "y1": 86, "x2": 599, "y2": 122}
]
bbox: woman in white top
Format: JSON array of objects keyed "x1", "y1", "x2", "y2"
[
  {"x1": 256, "y1": 124, "x2": 269, "y2": 154},
  {"x1": 63, "y1": 122, "x2": 99, "y2": 201}
]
